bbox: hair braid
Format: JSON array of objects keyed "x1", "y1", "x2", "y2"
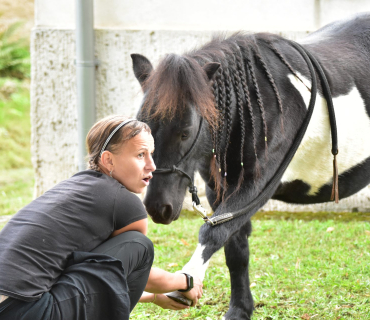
[
  {"x1": 88, "y1": 157, "x2": 101, "y2": 172},
  {"x1": 252, "y1": 43, "x2": 284, "y2": 132},
  {"x1": 235, "y1": 46, "x2": 260, "y2": 179},
  {"x1": 223, "y1": 46, "x2": 246, "y2": 190},
  {"x1": 222, "y1": 67, "x2": 233, "y2": 188},
  {"x1": 228, "y1": 50, "x2": 245, "y2": 167},
  {"x1": 216, "y1": 67, "x2": 226, "y2": 170},
  {"x1": 245, "y1": 52, "x2": 268, "y2": 156},
  {"x1": 252, "y1": 46, "x2": 283, "y2": 115},
  {"x1": 267, "y1": 41, "x2": 311, "y2": 92},
  {"x1": 211, "y1": 80, "x2": 219, "y2": 153}
]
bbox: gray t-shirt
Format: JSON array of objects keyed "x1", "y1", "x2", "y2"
[{"x1": 0, "y1": 170, "x2": 148, "y2": 301}]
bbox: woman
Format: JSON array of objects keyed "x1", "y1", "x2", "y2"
[{"x1": 0, "y1": 115, "x2": 202, "y2": 320}]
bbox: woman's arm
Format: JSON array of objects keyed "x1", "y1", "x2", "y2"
[
  {"x1": 145, "y1": 267, "x2": 188, "y2": 293},
  {"x1": 110, "y1": 218, "x2": 148, "y2": 237},
  {"x1": 145, "y1": 267, "x2": 203, "y2": 306}
]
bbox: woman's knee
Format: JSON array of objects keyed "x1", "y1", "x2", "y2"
[{"x1": 114, "y1": 231, "x2": 153, "y2": 256}]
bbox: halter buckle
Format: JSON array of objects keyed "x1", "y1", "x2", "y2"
[{"x1": 192, "y1": 202, "x2": 215, "y2": 226}]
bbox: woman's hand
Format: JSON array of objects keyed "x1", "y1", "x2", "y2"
[
  {"x1": 182, "y1": 276, "x2": 203, "y2": 306},
  {"x1": 154, "y1": 294, "x2": 190, "y2": 310}
]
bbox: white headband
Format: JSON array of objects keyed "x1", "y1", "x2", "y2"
[{"x1": 99, "y1": 119, "x2": 136, "y2": 158}]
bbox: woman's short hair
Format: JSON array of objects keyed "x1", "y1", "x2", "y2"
[{"x1": 86, "y1": 115, "x2": 151, "y2": 171}]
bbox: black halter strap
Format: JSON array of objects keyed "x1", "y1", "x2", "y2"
[
  {"x1": 153, "y1": 118, "x2": 204, "y2": 206},
  {"x1": 205, "y1": 40, "x2": 339, "y2": 226}
]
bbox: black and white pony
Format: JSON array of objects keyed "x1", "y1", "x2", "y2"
[{"x1": 131, "y1": 13, "x2": 370, "y2": 319}]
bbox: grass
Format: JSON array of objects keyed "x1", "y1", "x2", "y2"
[{"x1": 130, "y1": 210, "x2": 370, "y2": 319}]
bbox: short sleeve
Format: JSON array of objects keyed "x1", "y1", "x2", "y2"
[{"x1": 113, "y1": 186, "x2": 148, "y2": 230}]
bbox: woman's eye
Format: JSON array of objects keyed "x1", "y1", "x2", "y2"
[{"x1": 138, "y1": 153, "x2": 144, "y2": 158}]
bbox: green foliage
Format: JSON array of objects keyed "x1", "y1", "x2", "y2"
[
  {"x1": 0, "y1": 78, "x2": 31, "y2": 170},
  {"x1": 0, "y1": 25, "x2": 33, "y2": 215},
  {"x1": 0, "y1": 22, "x2": 30, "y2": 79}
]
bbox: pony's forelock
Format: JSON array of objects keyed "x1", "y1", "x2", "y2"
[{"x1": 140, "y1": 54, "x2": 218, "y2": 129}]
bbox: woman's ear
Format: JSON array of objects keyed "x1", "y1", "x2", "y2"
[{"x1": 100, "y1": 151, "x2": 114, "y2": 172}]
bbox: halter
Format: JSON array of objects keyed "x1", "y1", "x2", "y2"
[
  {"x1": 153, "y1": 117, "x2": 204, "y2": 207},
  {"x1": 153, "y1": 40, "x2": 339, "y2": 227}
]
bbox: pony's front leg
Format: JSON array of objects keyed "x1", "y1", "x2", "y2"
[
  {"x1": 180, "y1": 221, "x2": 253, "y2": 319},
  {"x1": 222, "y1": 220, "x2": 254, "y2": 320}
]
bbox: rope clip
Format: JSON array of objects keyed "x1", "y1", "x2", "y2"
[{"x1": 192, "y1": 202, "x2": 215, "y2": 226}]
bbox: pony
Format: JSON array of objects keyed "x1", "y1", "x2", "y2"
[{"x1": 131, "y1": 13, "x2": 370, "y2": 319}]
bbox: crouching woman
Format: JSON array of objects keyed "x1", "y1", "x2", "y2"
[{"x1": 0, "y1": 115, "x2": 202, "y2": 320}]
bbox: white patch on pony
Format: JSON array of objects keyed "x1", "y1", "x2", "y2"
[
  {"x1": 282, "y1": 72, "x2": 370, "y2": 195},
  {"x1": 181, "y1": 243, "x2": 210, "y2": 282}
]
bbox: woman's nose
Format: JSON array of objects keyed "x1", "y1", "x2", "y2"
[{"x1": 147, "y1": 156, "x2": 156, "y2": 172}]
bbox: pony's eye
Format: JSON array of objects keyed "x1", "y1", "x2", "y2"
[{"x1": 181, "y1": 132, "x2": 189, "y2": 140}]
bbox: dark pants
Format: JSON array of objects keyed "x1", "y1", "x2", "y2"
[
  {"x1": 0, "y1": 231, "x2": 154, "y2": 320},
  {"x1": 91, "y1": 231, "x2": 154, "y2": 310}
]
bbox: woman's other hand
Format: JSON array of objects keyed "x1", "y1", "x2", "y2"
[{"x1": 154, "y1": 294, "x2": 190, "y2": 310}]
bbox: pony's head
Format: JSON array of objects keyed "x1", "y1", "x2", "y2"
[
  {"x1": 131, "y1": 53, "x2": 220, "y2": 224},
  {"x1": 131, "y1": 34, "x2": 292, "y2": 224}
]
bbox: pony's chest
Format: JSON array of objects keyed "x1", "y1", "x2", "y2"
[{"x1": 281, "y1": 73, "x2": 370, "y2": 196}]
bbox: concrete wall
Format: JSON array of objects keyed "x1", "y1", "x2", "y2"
[
  {"x1": 35, "y1": 0, "x2": 370, "y2": 31},
  {"x1": 31, "y1": 0, "x2": 370, "y2": 212}
]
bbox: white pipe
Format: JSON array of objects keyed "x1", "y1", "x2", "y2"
[{"x1": 75, "y1": 0, "x2": 96, "y2": 171}]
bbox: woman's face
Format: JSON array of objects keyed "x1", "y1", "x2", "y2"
[{"x1": 111, "y1": 131, "x2": 156, "y2": 193}]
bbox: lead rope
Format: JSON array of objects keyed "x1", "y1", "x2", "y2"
[{"x1": 293, "y1": 44, "x2": 339, "y2": 203}]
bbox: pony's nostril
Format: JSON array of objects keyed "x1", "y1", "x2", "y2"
[{"x1": 160, "y1": 204, "x2": 173, "y2": 220}]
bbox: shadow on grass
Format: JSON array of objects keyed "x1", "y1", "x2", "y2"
[
  {"x1": 254, "y1": 210, "x2": 370, "y2": 222},
  {"x1": 180, "y1": 209, "x2": 370, "y2": 222}
]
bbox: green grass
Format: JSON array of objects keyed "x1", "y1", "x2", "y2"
[{"x1": 131, "y1": 211, "x2": 370, "y2": 319}]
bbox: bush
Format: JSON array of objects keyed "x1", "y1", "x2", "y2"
[{"x1": 0, "y1": 22, "x2": 30, "y2": 79}]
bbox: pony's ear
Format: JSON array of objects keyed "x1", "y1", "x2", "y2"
[
  {"x1": 131, "y1": 54, "x2": 153, "y2": 87},
  {"x1": 203, "y1": 62, "x2": 221, "y2": 81}
]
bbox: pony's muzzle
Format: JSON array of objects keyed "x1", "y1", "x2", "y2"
[{"x1": 146, "y1": 202, "x2": 174, "y2": 224}]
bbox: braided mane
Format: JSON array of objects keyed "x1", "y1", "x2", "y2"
[{"x1": 140, "y1": 33, "x2": 295, "y2": 201}]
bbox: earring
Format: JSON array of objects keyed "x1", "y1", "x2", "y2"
[{"x1": 109, "y1": 170, "x2": 113, "y2": 178}]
